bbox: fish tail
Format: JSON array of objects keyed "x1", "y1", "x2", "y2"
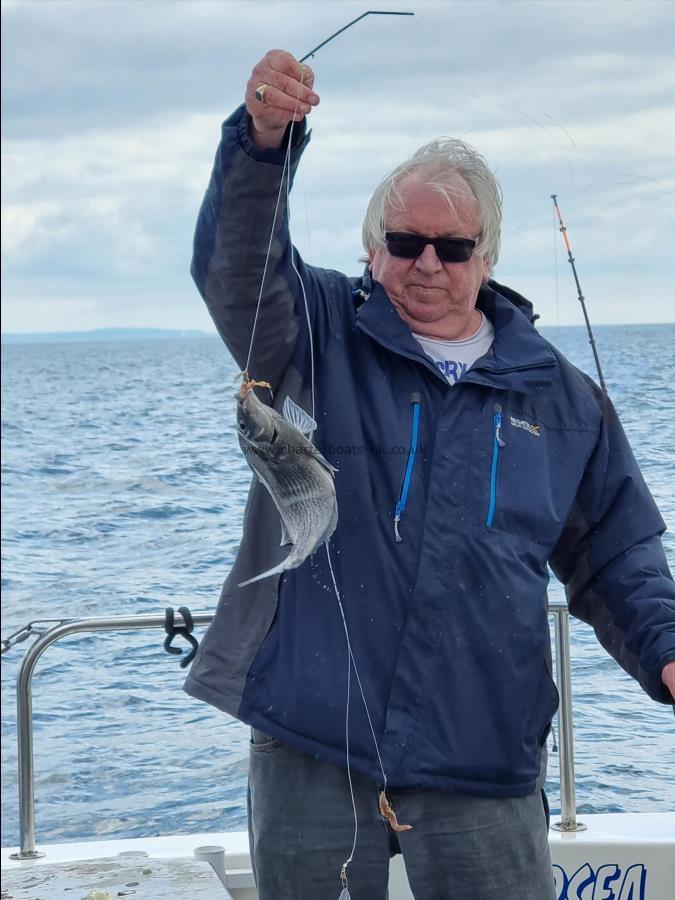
[{"x1": 237, "y1": 560, "x2": 290, "y2": 588}]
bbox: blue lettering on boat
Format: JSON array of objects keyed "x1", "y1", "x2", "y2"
[{"x1": 553, "y1": 862, "x2": 646, "y2": 899}]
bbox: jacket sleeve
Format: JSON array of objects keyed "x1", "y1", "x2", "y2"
[
  {"x1": 550, "y1": 390, "x2": 675, "y2": 704},
  {"x1": 190, "y1": 104, "x2": 325, "y2": 390}
]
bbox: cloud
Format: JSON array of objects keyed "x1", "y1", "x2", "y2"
[
  {"x1": 3, "y1": 0, "x2": 674, "y2": 136},
  {"x1": 2, "y1": 0, "x2": 674, "y2": 332}
]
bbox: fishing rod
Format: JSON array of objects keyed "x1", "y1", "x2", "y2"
[
  {"x1": 299, "y1": 10, "x2": 414, "y2": 62},
  {"x1": 551, "y1": 194, "x2": 608, "y2": 394}
]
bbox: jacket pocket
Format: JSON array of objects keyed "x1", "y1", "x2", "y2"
[
  {"x1": 525, "y1": 661, "x2": 560, "y2": 750},
  {"x1": 479, "y1": 401, "x2": 592, "y2": 549}
]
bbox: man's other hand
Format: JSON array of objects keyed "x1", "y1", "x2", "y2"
[{"x1": 661, "y1": 659, "x2": 675, "y2": 701}]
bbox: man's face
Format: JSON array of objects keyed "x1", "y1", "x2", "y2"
[{"x1": 368, "y1": 175, "x2": 490, "y2": 340}]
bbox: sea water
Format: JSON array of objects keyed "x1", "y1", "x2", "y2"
[{"x1": 1, "y1": 325, "x2": 674, "y2": 847}]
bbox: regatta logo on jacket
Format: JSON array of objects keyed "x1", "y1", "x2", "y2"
[{"x1": 510, "y1": 416, "x2": 541, "y2": 437}]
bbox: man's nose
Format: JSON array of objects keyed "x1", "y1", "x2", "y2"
[{"x1": 414, "y1": 243, "x2": 443, "y2": 273}]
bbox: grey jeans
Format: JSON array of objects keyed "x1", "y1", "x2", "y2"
[{"x1": 248, "y1": 729, "x2": 556, "y2": 900}]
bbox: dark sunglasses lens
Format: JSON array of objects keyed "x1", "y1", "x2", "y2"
[
  {"x1": 385, "y1": 233, "x2": 475, "y2": 263},
  {"x1": 386, "y1": 234, "x2": 424, "y2": 258},
  {"x1": 435, "y1": 238, "x2": 475, "y2": 262}
]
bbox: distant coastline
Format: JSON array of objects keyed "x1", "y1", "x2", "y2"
[
  {"x1": 1, "y1": 327, "x2": 215, "y2": 345},
  {"x1": 2, "y1": 322, "x2": 672, "y2": 346}
]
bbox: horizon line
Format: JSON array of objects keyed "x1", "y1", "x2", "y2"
[{"x1": 3, "y1": 321, "x2": 674, "y2": 340}]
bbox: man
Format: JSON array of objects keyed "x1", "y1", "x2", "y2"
[{"x1": 185, "y1": 51, "x2": 675, "y2": 899}]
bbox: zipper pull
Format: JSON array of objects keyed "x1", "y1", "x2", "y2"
[{"x1": 494, "y1": 402, "x2": 505, "y2": 447}]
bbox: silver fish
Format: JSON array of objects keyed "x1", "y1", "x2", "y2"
[{"x1": 236, "y1": 380, "x2": 338, "y2": 587}]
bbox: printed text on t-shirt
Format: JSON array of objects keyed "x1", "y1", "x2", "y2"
[{"x1": 433, "y1": 359, "x2": 469, "y2": 384}]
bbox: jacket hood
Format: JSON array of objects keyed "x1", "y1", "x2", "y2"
[
  {"x1": 354, "y1": 277, "x2": 556, "y2": 394},
  {"x1": 486, "y1": 278, "x2": 539, "y2": 324}
]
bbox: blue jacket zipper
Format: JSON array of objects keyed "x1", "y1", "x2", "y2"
[
  {"x1": 394, "y1": 393, "x2": 421, "y2": 542},
  {"x1": 486, "y1": 403, "x2": 505, "y2": 528}
]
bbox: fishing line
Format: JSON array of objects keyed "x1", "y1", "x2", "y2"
[
  {"x1": 245, "y1": 10, "x2": 415, "y2": 412},
  {"x1": 406, "y1": 9, "x2": 583, "y2": 182},
  {"x1": 538, "y1": 108, "x2": 583, "y2": 161},
  {"x1": 340, "y1": 592, "x2": 358, "y2": 884},
  {"x1": 285, "y1": 107, "x2": 317, "y2": 422},
  {"x1": 457, "y1": 85, "x2": 581, "y2": 187},
  {"x1": 243, "y1": 76, "x2": 317, "y2": 422},
  {"x1": 326, "y1": 541, "x2": 389, "y2": 788},
  {"x1": 588, "y1": 173, "x2": 674, "y2": 196},
  {"x1": 243, "y1": 128, "x2": 295, "y2": 379},
  {"x1": 408, "y1": 11, "x2": 440, "y2": 30},
  {"x1": 242, "y1": 14, "x2": 415, "y2": 894},
  {"x1": 326, "y1": 539, "x2": 389, "y2": 888}
]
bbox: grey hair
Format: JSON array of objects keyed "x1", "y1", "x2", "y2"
[{"x1": 361, "y1": 138, "x2": 502, "y2": 273}]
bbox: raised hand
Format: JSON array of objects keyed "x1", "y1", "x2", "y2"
[{"x1": 245, "y1": 50, "x2": 319, "y2": 149}]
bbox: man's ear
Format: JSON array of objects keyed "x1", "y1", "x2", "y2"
[{"x1": 481, "y1": 256, "x2": 491, "y2": 283}]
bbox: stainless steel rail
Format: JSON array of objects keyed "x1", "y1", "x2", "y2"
[
  {"x1": 10, "y1": 611, "x2": 214, "y2": 859},
  {"x1": 7, "y1": 601, "x2": 582, "y2": 859},
  {"x1": 551, "y1": 604, "x2": 586, "y2": 832}
]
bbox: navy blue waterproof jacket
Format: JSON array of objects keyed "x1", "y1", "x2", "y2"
[{"x1": 184, "y1": 105, "x2": 675, "y2": 798}]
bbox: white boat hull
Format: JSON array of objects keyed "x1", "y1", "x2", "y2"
[{"x1": 3, "y1": 812, "x2": 674, "y2": 899}]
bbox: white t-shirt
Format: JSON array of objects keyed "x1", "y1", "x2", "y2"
[{"x1": 413, "y1": 312, "x2": 495, "y2": 386}]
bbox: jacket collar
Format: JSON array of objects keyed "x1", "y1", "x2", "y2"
[{"x1": 355, "y1": 278, "x2": 557, "y2": 395}]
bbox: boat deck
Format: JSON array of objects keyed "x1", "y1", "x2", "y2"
[
  {"x1": 1, "y1": 831, "x2": 255, "y2": 899},
  {"x1": 1, "y1": 855, "x2": 230, "y2": 899}
]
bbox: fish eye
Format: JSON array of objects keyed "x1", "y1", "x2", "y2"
[{"x1": 238, "y1": 419, "x2": 248, "y2": 433}]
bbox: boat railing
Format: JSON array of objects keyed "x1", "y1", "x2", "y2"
[{"x1": 3, "y1": 599, "x2": 582, "y2": 860}]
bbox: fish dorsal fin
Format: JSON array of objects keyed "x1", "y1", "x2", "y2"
[{"x1": 282, "y1": 396, "x2": 317, "y2": 437}]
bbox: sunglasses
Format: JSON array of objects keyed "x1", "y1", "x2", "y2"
[{"x1": 385, "y1": 232, "x2": 476, "y2": 263}]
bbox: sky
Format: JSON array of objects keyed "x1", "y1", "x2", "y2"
[{"x1": 2, "y1": 0, "x2": 674, "y2": 334}]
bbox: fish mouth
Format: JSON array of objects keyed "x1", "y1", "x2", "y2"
[{"x1": 238, "y1": 377, "x2": 273, "y2": 402}]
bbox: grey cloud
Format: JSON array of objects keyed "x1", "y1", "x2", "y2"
[
  {"x1": 3, "y1": 0, "x2": 674, "y2": 138},
  {"x1": 2, "y1": 0, "x2": 674, "y2": 332}
]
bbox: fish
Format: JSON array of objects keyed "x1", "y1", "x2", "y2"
[{"x1": 235, "y1": 378, "x2": 338, "y2": 587}]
